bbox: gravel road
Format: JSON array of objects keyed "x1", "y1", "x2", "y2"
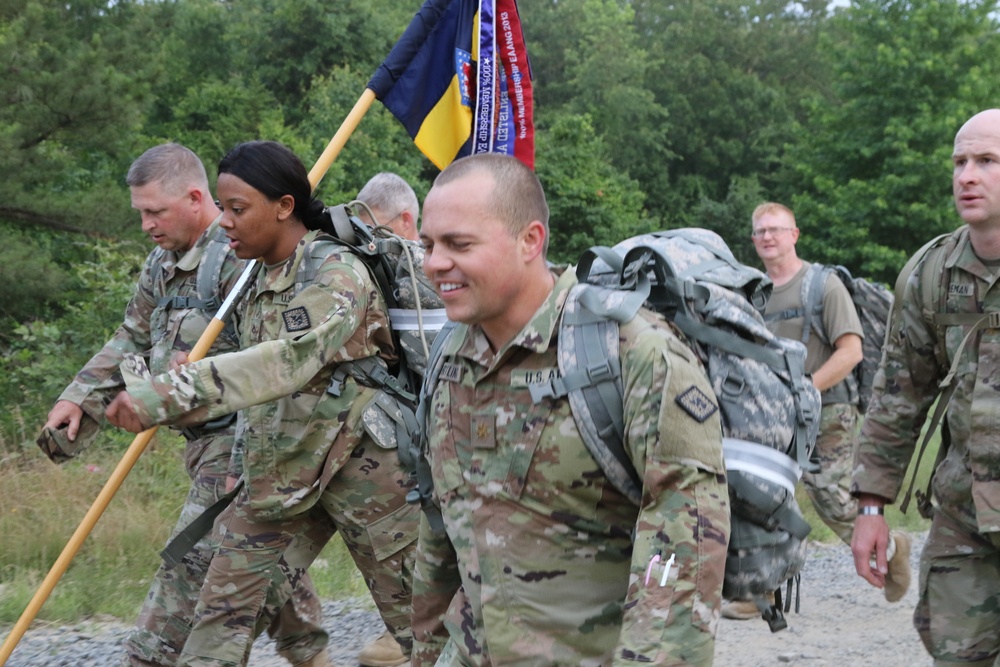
[{"x1": 2, "y1": 532, "x2": 930, "y2": 666}]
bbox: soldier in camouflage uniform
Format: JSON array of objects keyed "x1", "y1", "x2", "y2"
[
  {"x1": 40, "y1": 143, "x2": 328, "y2": 666},
  {"x1": 411, "y1": 153, "x2": 730, "y2": 666},
  {"x1": 723, "y1": 203, "x2": 901, "y2": 620},
  {"x1": 852, "y1": 109, "x2": 1000, "y2": 666},
  {"x1": 356, "y1": 172, "x2": 421, "y2": 241},
  {"x1": 105, "y1": 141, "x2": 418, "y2": 667}
]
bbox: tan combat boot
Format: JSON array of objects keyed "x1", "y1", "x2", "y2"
[
  {"x1": 279, "y1": 647, "x2": 334, "y2": 667},
  {"x1": 884, "y1": 530, "x2": 912, "y2": 603},
  {"x1": 357, "y1": 630, "x2": 407, "y2": 667},
  {"x1": 720, "y1": 591, "x2": 775, "y2": 621}
]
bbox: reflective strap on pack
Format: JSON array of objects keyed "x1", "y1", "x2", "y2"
[
  {"x1": 723, "y1": 438, "x2": 801, "y2": 494},
  {"x1": 388, "y1": 308, "x2": 450, "y2": 331}
]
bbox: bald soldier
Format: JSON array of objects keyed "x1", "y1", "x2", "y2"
[
  {"x1": 410, "y1": 153, "x2": 730, "y2": 666},
  {"x1": 852, "y1": 109, "x2": 1000, "y2": 665}
]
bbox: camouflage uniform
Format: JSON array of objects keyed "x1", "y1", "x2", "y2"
[
  {"x1": 765, "y1": 262, "x2": 864, "y2": 545},
  {"x1": 52, "y1": 218, "x2": 327, "y2": 666},
  {"x1": 411, "y1": 269, "x2": 729, "y2": 667},
  {"x1": 123, "y1": 230, "x2": 418, "y2": 667},
  {"x1": 852, "y1": 226, "x2": 1000, "y2": 665}
]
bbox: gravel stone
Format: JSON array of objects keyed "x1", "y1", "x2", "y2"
[{"x1": 2, "y1": 532, "x2": 930, "y2": 666}]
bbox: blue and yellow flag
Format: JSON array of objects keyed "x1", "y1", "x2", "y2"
[{"x1": 368, "y1": 0, "x2": 534, "y2": 170}]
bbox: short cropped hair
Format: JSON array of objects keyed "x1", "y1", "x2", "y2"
[
  {"x1": 357, "y1": 172, "x2": 420, "y2": 225},
  {"x1": 126, "y1": 143, "x2": 210, "y2": 196},
  {"x1": 434, "y1": 153, "x2": 549, "y2": 253},
  {"x1": 751, "y1": 202, "x2": 796, "y2": 226}
]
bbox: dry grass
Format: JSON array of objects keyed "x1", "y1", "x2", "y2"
[{"x1": 0, "y1": 429, "x2": 368, "y2": 625}]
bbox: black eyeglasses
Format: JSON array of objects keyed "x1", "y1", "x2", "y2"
[{"x1": 750, "y1": 226, "x2": 794, "y2": 239}]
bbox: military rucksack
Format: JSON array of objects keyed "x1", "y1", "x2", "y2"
[
  {"x1": 409, "y1": 228, "x2": 822, "y2": 632},
  {"x1": 765, "y1": 263, "x2": 893, "y2": 413},
  {"x1": 315, "y1": 205, "x2": 448, "y2": 457}
]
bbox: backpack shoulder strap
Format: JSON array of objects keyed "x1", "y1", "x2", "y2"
[
  {"x1": 890, "y1": 232, "x2": 952, "y2": 334},
  {"x1": 892, "y1": 231, "x2": 967, "y2": 515},
  {"x1": 197, "y1": 225, "x2": 239, "y2": 341},
  {"x1": 761, "y1": 264, "x2": 827, "y2": 344},
  {"x1": 526, "y1": 282, "x2": 643, "y2": 506},
  {"x1": 407, "y1": 320, "x2": 460, "y2": 535},
  {"x1": 800, "y1": 263, "x2": 831, "y2": 346},
  {"x1": 154, "y1": 226, "x2": 240, "y2": 342},
  {"x1": 194, "y1": 224, "x2": 230, "y2": 310}
]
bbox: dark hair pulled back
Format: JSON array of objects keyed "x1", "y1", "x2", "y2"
[{"x1": 218, "y1": 141, "x2": 329, "y2": 231}]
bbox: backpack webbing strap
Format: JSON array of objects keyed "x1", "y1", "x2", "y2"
[
  {"x1": 529, "y1": 286, "x2": 643, "y2": 506},
  {"x1": 800, "y1": 264, "x2": 829, "y2": 346},
  {"x1": 155, "y1": 225, "x2": 240, "y2": 343},
  {"x1": 763, "y1": 307, "x2": 806, "y2": 323},
  {"x1": 576, "y1": 246, "x2": 625, "y2": 282},
  {"x1": 898, "y1": 310, "x2": 998, "y2": 514},
  {"x1": 327, "y1": 356, "x2": 417, "y2": 403},
  {"x1": 891, "y1": 232, "x2": 959, "y2": 515},
  {"x1": 160, "y1": 480, "x2": 244, "y2": 567},
  {"x1": 407, "y1": 321, "x2": 460, "y2": 536}
]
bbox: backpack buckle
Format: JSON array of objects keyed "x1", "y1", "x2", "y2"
[{"x1": 989, "y1": 312, "x2": 1000, "y2": 328}]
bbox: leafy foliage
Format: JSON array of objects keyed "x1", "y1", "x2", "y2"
[
  {"x1": 784, "y1": 0, "x2": 1000, "y2": 282},
  {"x1": 0, "y1": 239, "x2": 144, "y2": 448},
  {"x1": 537, "y1": 113, "x2": 654, "y2": 263}
]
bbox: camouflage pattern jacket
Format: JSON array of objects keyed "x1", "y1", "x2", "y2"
[
  {"x1": 58, "y1": 217, "x2": 245, "y2": 472},
  {"x1": 123, "y1": 230, "x2": 397, "y2": 521},
  {"x1": 854, "y1": 225, "x2": 1000, "y2": 536},
  {"x1": 411, "y1": 269, "x2": 729, "y2": 667}
]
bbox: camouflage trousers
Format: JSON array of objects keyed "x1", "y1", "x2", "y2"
[
  {"x1": 122, "y1": 435, "x2": 327, "y2": 666},
  {"x1": 800, "y1": 402, "x2": 859, "y2": 546},
  {"x1": 915, "y1": 506, "x2": 1000, "y2": 666},
  {"x1": 176, "y1": 438, "x2": 419, "y2": 667}
]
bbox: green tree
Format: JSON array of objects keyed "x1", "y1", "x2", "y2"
[
  {"x1": 521, "y1": 0, "x2": 670, "y2": 182},
  {"x1": 0, "y1": 0, "x2": 155, "y2": 235},
  {"x1": 630, "y1": 0, "x2": 835, "y2": 234},
  {"x1": 785, "y1": 0, "x2": 1000, "y2": 282},
  {"x1": 536, "y1": 113, "x2": 654, "y2": 264}
]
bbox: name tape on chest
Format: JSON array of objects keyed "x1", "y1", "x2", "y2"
[
  {"x1": 948, "y1": 283, "x2": 974, "y2": 297},
  {"x1": 440, "y1": 362, "x2": 464, "y2": 383},
  {"x1": 510, "y1": 367, "x2": 559, "y2": 388}
]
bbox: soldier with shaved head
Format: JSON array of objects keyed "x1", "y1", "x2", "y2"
[{"x1": 852, "y1": 109, "x2": 1000, "y2": 666}]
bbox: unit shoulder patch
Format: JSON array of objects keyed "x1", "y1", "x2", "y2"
[
  {"x1": 675, "y1": 385, "x2": 718, "y2": 423},
  {"x1": 282, "y1": 306, "x2": 311, "y2": 332}
]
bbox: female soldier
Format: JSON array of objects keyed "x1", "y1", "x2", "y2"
[{"x1": 107, "y1": 140, "x2": 416, "y2": 667}]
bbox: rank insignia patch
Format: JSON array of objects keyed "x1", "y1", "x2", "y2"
[
  {"x1": 675, "y1": 386, "x2": 718, "y2": 423},
  {"x1": 282, "y1": 306, "x2": 311, "y2": 332}
]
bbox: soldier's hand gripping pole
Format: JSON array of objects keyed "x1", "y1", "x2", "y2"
[{"x1": 0, "y1": 89, "x2": 378, "y2": 666}]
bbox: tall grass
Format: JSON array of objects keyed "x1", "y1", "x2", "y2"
[{"x1": 0, "y1": 429, "x2": 369, "y2": 626}]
